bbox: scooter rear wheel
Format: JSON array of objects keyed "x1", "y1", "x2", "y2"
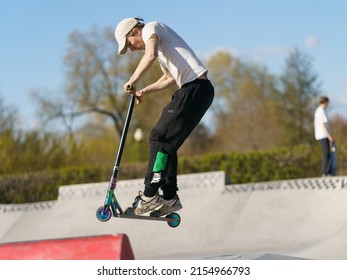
[{"x1": 166, "y1": 213, "x2": 181, "y2": 228}]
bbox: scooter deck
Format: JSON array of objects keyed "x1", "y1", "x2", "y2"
[
  {"x1": 96, "y1": 205, "x2": 181, "y2": 227},
  {"x1": 115, "y1": 213, "x2": 177, "y2": 222}
]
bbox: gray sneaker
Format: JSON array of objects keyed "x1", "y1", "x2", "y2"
[
  {"x1": 124, "y1": 191, "x2": 163, "y2": 215},
  {"x1": 150, "y1": 195, "x2": 182, "y2": 217}
]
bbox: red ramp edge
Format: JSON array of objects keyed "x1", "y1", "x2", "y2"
[{"x1": 0, "y1": 234, "x2": 135, "y2": 260}]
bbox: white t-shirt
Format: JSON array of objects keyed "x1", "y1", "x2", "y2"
[
  {"x1": 142, "y1": 21, "x2": 207, "y2": 88},
  {"x1": 314, "y1": 106, "x2": 330, "y2": 140}
]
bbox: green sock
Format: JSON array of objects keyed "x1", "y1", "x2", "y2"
[{"x1": 153, "y1": 151, "x2": 168, "y2": 172}]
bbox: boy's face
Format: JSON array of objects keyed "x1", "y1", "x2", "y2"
[{"x1": 126, "y1": 28, "x2": 145, "y2": 52}]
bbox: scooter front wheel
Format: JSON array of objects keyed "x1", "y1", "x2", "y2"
[{"x1": 96, "y1": 206, "x2": 112, "y2": 222}]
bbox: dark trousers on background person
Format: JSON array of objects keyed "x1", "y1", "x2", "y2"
[
  {"x1": 319, "y1": 138, "x2": 333, "y2": 176},
  {"x1": 143, "y1": 79, "x2": 214, "y2": 200}
]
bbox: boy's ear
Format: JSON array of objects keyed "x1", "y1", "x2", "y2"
[{"x1": 132, "y1": 27, "x2": 141, "y2": 35}]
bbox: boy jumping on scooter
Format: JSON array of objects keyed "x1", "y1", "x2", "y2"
[{"x1": 115, "y1": 17, "x2": 214, "y2": 216}]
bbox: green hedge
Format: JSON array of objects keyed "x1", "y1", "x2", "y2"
[
  {"x1": 0, "y1": 165, "x2": 105, "y2": 204},
  {"x1": 0, "y1": 145, "x2": 323, "y2": 204},
  {"x1": 178, "y1": 145, "x2": 321, "y2": 183}
]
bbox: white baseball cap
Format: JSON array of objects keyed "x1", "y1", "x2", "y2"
[{"x1": 115, "y1": 18, "x2": 139, "y2": 55}]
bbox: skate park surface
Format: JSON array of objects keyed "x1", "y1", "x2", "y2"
[{"x1": 1, "y1": 171, "x2": 347, "y2": 260}]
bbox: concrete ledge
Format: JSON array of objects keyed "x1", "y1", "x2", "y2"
[
  {"x1": 0, "y1": 201, "x2": 56, "y2": 214},
  {"x1": 225, "y1": 176, "x2": 347, "y2": 192},
  {"x1": 58, "y1": 171, "x2": 226, "y2": 200}
]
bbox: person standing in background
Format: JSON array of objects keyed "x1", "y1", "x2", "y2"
[{"x1": 314, "y1": 96, "x2": 335, "y2": 176}]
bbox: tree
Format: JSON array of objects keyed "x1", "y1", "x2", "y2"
[
  {"x1": 0, "y1": 96, "x2": 17, "y2": 132},
  {"x1": 33, "y1": 26, "x2": 173, "y2": 141},
  {"x1": 31, "y1": 26, "x2": 178, "y2": 166},
  {"x1": 278, "y1": 48, "x2": 321, "y2": 145},
  {"x1": 0, "y1": 96, "x2": 17, "y2": 174},
  {"x1": 330, "y1": 115, "x2": 347, "y2": 174},
  {"x1": 32, "y1": 26, "x2": 129, "y2": 138},
  {"x1": 207, "y1": 51, "x2": 282, "y2": 152},
  {"x1": 0, "y1": 96, "x2": 72, "y2": 174}
]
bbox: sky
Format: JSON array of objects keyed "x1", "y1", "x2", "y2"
[{"x1": 1, "y1": 0, "x2": 346, "y2": 130}]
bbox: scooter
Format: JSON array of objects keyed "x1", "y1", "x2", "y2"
[{"x1": 96, "y1": 91, "x2": 181, "y2": 228}]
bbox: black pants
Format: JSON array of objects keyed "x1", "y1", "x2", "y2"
[
  {"x1": 319, "y1": 138, "x2": 333, "y2": 175},
  {"x1": 144, "y1": 79, "x2": 214, "y2": 199}
]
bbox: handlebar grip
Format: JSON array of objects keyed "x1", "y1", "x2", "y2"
[{"x1": 126, "y1": 85, "x2": 134, "y2": 91}]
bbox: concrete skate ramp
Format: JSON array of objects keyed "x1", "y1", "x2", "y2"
[{"x1": 0, "y1": 172, "x2": 346, "y2": 259}]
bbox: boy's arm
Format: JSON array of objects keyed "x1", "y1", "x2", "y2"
[
  {"x1": 133, "y1": 70, "x2": 176, "y2": 104},
  {"x1": 124, "y1": 34, "x2": 159, "y2": 91}
]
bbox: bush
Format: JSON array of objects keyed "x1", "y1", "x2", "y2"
[
  {"x1": 0, "y1": 165, "x2": 105, "y2": 204},
  {"x1": 178, "y1": 145, "x2": 322, "y2": 183},
  {"x1": 0, "y1": 145, "x2": 325, "y2": 203},
  {"x1": 0, "y1": 172, "x2": 59, "y2": 204}
]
